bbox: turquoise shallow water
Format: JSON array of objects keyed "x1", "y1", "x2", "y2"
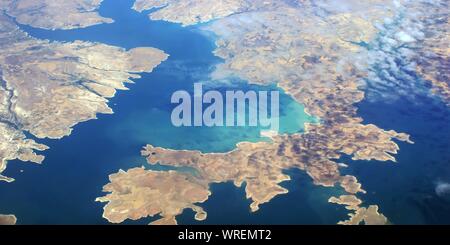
[{"x1": 0, "y1": 0, "x2": 326, "y2": 224}]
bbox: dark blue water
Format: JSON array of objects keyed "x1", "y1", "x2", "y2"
[
  {"x1": 177, "y1": 169, "x2": 348, "y2": 225},
  {"x1": 346, "y1": 95, "x2": 450, "y2": 224},
  {"x1": 0, "y1": 0, "x2": 318, "y2": 224}
]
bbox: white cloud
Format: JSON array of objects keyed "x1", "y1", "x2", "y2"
[
  {"x1": 395, "y1": 31, "x2": 416, "y2": 43},
  {"x1": 435, "y1": 181, "x2": 450, "y2": 197}
]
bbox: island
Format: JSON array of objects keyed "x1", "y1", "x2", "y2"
[
  {"x1": 132, "y1": 0, "x2": 250, "y2": 26},
  {"x1": 414, "y1": 5, "x2": 450, "y2": 106},
  {"x1": 96, "y1": 168, "x2": 210, "y2": 225},
  {"x1": 328, "y1": 195, "x2": 388, "y2": 225}
]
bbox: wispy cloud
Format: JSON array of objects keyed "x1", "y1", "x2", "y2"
[{"x1": 435, "y1": 181, "x2": 450, "y2": 197}]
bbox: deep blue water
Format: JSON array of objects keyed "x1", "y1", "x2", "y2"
[
  {"x1": 349, "y1": 95, "x2": 450, "y2": 224},
  {"x1": 0, "y1": 0, "x2": 326, "y2": 224}
]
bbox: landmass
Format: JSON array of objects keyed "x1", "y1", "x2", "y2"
[
  {"x1": 0, "y1": 1, "x2": 169, "y2": 221},
  {"x1": 97, "y1": 0, "x2": 448, "y2": 225},
  {"x1": 1, "y1": 0, "x2": 113, "y2": 30},
  {"x1": 132, "y1": 0, "x2": 252, "y2": 26},
  {"x1": 0, "y1": 9, "x2": 168, "y2": 184},
  {"x1": 415, "y1": 4, "x2": 449, "y2": 106},
  {"x1": 96, "y1": 167, "x2": 210, "y2": 225},
  {"x1": 0, "y1": 214, "x2": 16, "y2": 225}
]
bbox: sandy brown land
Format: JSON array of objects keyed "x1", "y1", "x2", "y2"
[
  {"x1": 96, "y1": 167, "x2": 210, "y2": 225},
  {"x1": 328, "y1": 195, "x2": 387, "y2": 225},
  {"x1": 0, "y1": 12, "x2": 168, "y2": 182},
  {"x1": 0, "y1": 214, "x2": 16, "y2": 225},
  {"x1": 98, "y1": 0, "x2": 450, "y2": 225},
  {"x1": 132, "y1": 0, "x2": 252, "y2": 26},
  {"x1": 0, "y1": 0, "x2": 113, "y2": 30},
  {"x1": 329, "y1": 195, "x2": 363, "y2": 211}
]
